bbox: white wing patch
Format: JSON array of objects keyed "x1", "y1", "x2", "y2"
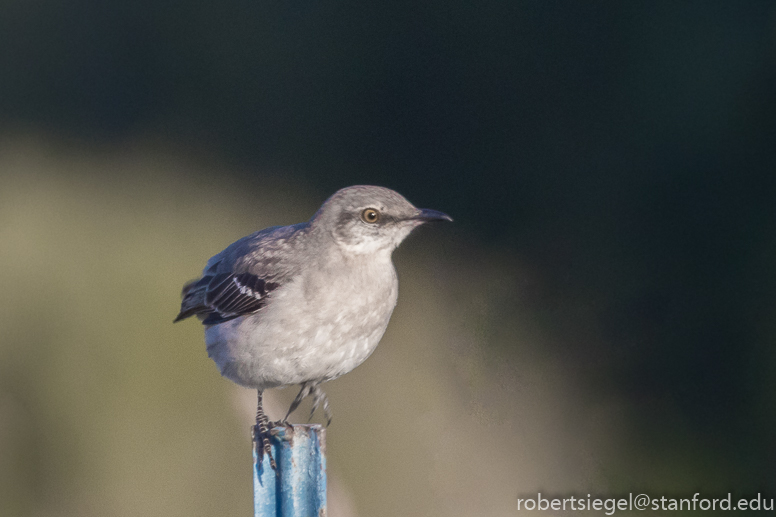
[{"x1": 234, "y1": 276, "x2": 263, "y2": 299}]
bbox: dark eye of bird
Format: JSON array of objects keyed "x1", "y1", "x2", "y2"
[{"x1": 361, "y1": 208, "x2": 380, "y2": 224}]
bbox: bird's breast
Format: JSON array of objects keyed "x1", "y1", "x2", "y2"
[{"x1": 224, "y1": 257, "x2": 398, "y2": 386}]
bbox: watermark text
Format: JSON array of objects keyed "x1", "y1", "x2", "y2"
[{"x1": 517, "y1": 493, "x2": 773, "y2": 514}]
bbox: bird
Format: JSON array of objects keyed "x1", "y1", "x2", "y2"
[{"x1": 174, "y1": 185, "x2": 451, "y2": 468}]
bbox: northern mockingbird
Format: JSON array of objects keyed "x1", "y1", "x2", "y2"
[{"x1": 175, "y1": 185, "x2": 451, "y2": 467}]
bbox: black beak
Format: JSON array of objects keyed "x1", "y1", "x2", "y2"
[{"x1": 413, "y1": 208, "x2": 453, "y2": 223}]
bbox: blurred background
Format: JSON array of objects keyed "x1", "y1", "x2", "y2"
[{"x1": 1, "y1": 1, "x2": 775, "y2": 516}]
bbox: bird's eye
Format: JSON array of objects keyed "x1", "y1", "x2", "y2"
[{"x1": 361, "y1": 208, "x2": 380, "y2": 224}]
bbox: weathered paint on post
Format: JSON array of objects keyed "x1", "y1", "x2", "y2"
[{"x1": 253, "y1": 424, "x2": 327, "y2": 517}]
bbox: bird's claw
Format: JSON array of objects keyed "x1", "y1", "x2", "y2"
[
  {"x1": 268, "y1": 419, "x2": 293, "y2": 433},
  {"x1": 253, "y1": 423, "x2": 277, "y2": 471}
]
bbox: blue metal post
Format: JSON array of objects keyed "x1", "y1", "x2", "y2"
[{"x1": 253, "y1": 424, "x2": 327, "y2": 517}]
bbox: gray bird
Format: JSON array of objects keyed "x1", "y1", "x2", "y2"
[{"x1": 174, "y1": 185, "x2": 451, "y2": 467}]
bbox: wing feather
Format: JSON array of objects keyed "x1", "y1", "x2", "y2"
[
  {"x1": 174, "y1": 222, "x2": 305, "y2": 325},
  {"x1": 175, "y1": 271, "x2": 279, "y2": 325}
]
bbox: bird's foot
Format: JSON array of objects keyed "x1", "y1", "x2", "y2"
[
  {"x1": 268, "y1": 419, "x2": 293, "y2": 432},
  {"x1": 253, "y1": 422, "x2": 277, "y2": 471}
]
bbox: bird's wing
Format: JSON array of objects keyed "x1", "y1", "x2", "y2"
[
  {"x1": 174, "y1": 223, "x2": 305, "y2": 325},
  {"x1": 174, "y1": 269, "x2": 279, "y2": 325}
]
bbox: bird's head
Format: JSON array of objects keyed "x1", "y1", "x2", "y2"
[{"x1": 311, "y1": 185, "x2": 452, "y2": 255}]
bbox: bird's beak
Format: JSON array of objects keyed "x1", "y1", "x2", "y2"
[{"x1": 412, "y1": 208, "x2": 453, "y2": 223}]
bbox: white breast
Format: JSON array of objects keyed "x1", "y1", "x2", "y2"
[{"x1": 205, "y1": 253, "x2": 399, "y2": 390}]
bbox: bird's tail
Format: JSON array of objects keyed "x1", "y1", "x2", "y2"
[{"x1": 173, "y1": 277, "x2": 209, "y2": 322}]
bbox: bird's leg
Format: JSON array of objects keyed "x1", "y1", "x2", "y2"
[
  {"x1": 253, "y1": 390, "x2": 276, "y2": 470},
  {"x1": 284, "y1": 382, "x2": 314, "y2": 422},
  {"x1": 309, "y1": 385, "x2": 332, "y2": 426}
]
